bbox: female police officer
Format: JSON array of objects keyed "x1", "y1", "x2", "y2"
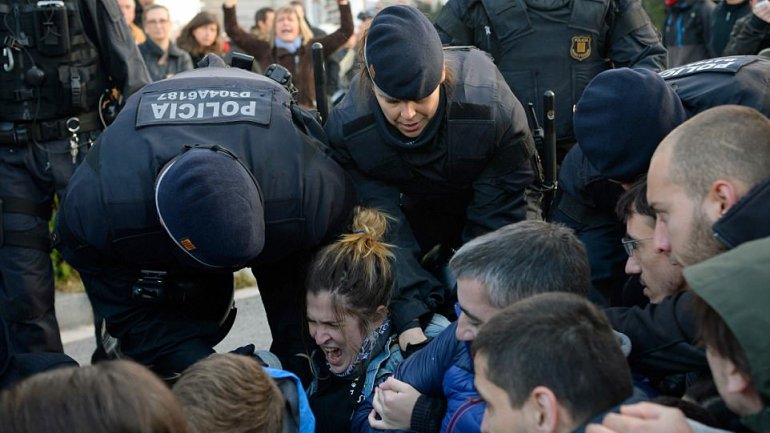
[{"x1": 324, "y1": 5, "x2": 540, "y2": 351}]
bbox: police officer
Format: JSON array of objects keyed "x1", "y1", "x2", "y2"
[
  {"x1": 324, "y1": 5, "x2": 539, "y2": 351},
  {"x1": 55, "y1": 60, "x2": 355, "y2": 379},
  {"x1": 0, "y1": 0, "x2": 150, "y2": 354},
  {"x1": 434, "y1": 0, "x2": 668, "y2": 162},
  {"x1": 554, "y1": 55, "x2": 770, "y2": 305}
]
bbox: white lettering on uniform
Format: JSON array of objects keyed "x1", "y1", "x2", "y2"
[
  {"x1": 177, "y1": 103, "x2": 195, "y2": 119},
  {"x1": 241, "y1": 101, "x2": 255, "y2": 116},
  {"x1": 152, "y1": 103, "x2": 169, "y2": 118},
  {"x1": 205, "y1": 102, "x2": 220, "y2": 116},
  {"x1": 149, "y1": 99, "x2": 259, "y2": 120},
  {"x1": 221, "y1": 101, "x2": 239, "y2": 116}
]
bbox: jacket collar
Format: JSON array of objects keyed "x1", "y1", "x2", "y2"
[{"x1": 713, "y1": 175, "x2": 770, "y2": 248}]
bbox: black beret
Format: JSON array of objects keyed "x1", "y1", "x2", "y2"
[
  {"x1": 574, "y1": 68, "x2": 688, "y2": 183},
  {"x1": 155, "y1": 146, "x2": 265, "y2": 268},
  {"x1": 364, "y1": 5, "x2": 443, "y2": 100}
]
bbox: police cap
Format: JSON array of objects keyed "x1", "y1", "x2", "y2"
[{"x1": 155, "y1": 145, "x2": 265, "y2": 268}]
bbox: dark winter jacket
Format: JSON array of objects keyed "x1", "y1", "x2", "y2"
[
  {"x1": 709, "y1": 0, "x2": 751, "y2": 56},
  {"x1": 664, "y1": 0, "x2": 716, "y2": 67},
  {"x1": 138, "y1": 38, "x2": 194, "y2": 82},
  {"x1": 325, "y1": 47, "x2": 538, "y2": 334},
  {"x1": 723, "y1": 12, "x2": 770, "y2": 54},
  {"x1": 684, "y1": 235, "x2": 770, "y2": 433},
  {"x1": 352, "y1": 322, "x2": 483, "y2": 433}
]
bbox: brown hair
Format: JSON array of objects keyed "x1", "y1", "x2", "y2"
[
  {"x1": 176, "y1": 11, "x2": 226, "y2": 58},
  {"x1": 306, "y1": 206, "x2": 393, "y2": 336},
  {"x1": 0, "y1": 360, "x2": 188, "y2": 433},
  {"x1": 693, "y1": 295, "x2": 752, "y2": 378},
  {"x1": 172, "y1": 354, "x2": 283, "y2": 433}
]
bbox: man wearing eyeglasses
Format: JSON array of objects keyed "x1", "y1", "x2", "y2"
[
  {"x1": 139, "y1": 4, "x2": 193, "y2": 81},
  {"x1": 616, "y1": 177, "x2": 686, "y2": 304}
]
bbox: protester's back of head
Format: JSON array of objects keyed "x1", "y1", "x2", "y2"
[
  {"x1": 473, "y1": 293, "x2": 632, "y2": 430},
  {"x1": 449, "y1": 220, "x2": 590, "y2": 308},
  {"x1": 0, "y1": 360, "x2": 188, "y2": 433},
  {"x1": 172, "y1": 354, "x2": 283, "y2": 433}
]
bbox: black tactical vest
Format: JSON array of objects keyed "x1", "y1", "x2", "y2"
[
  {"x1": 457, "y1": 0, "x2": 613, "y2": 142},
  {"x1": 0, "y1": 0, "x2": 108, "y2": 121},
  {"x1": 336, "y1": 48, "x2": 529, "y2": 195}
]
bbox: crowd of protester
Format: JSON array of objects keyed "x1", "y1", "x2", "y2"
[{"x1": 1, "y1": 1, "x2": 770, "y2": 433}]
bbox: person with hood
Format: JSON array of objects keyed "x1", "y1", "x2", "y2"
[
  {"x1": 608, "y1": 102, "x2": 770, "y2": 377},
  {"x1": 588, "y1": 236, "x2": 770, "y2": 433},
  {"x1": 552, "y1": 55, "x2": 770, "y2": 306}
]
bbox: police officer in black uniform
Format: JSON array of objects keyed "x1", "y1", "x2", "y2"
[
  {"x1": 325, "y1": 5, "x2": 539, "y2": 351},
  {"x1": 55, "y1": 60, "x2": 355, "y2": 379},
  {"x1": 434, "y1": 0, "x2": 668, "y2": 162},
  {"x1": 555, "y1": 55, "x2": 770, "y2": 306},
  {"x1": 0, "y1": 0, "x2": 150, "y2": 354}
]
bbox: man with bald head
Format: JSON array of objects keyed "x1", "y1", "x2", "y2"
[{"x1": 646, "y1": 104, "x2": 770, "y2": 268}]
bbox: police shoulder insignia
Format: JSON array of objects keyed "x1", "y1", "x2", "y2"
[
  {"x1": 570, "y1": 35, "x2": 592, "y2": 61},
  {"x1": 180, "y1": 238, "x2": 197, "y2": 251}
]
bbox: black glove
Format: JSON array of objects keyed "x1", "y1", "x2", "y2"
[
  {"x1": 230, "y1": 344, "x2": 256, "y2": 357},
  {"x1": 403, "y1": 337, "x2": 433, "y2": 358}
]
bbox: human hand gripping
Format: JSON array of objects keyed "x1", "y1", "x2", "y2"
[
  {"x1": 223, "y1": 0, "x2": 237, "y2": 8},
  {"x1": 368, "y1": 377, "x2": 421, "y2": 430},
  {"x1": 586, "y1": 402, "x2": 695, "y2": 433}
]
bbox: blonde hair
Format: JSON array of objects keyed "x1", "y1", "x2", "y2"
[
  {"x1": 173, "y1": 354, "x2": 283, "y2": 433},
  {"x1": 306, "y1": 207, "x2": 394, "y2": 335},
  {"x1": 270, "y1": 6, "x2": 314, "y2": 47}
]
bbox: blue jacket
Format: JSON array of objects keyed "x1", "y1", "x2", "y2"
[
  {"x1": 352, "y1": 322, "x2": 483, "y2": 433},
  {"x1": 266, "y1": 368, "x2": 316, "y2": 433},
  {"x1": 310, "y1": 315, "x2": 449, "y2": 433}
]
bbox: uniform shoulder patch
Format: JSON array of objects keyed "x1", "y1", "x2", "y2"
[
  {"x1": 136, "y1": 86, "x2": 273, "y2": 128},
  {"x1": 659, "y1": 56, "x2": 758, "y2": 79},
  {"x1": 570, "y1": 35, "x2": 592, "y2": 61}
]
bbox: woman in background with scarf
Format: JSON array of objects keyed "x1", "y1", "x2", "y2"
[{"x1": 223, "y1": 0, "x2": 353, "y2": 108}]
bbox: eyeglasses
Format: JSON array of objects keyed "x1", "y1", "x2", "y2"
[
  {"x1": 145, "y1": 18, "x2": 169, "y2": 26},
  {"x1": 621, "y1": 236, "x2": 652, "y2": 257}
]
